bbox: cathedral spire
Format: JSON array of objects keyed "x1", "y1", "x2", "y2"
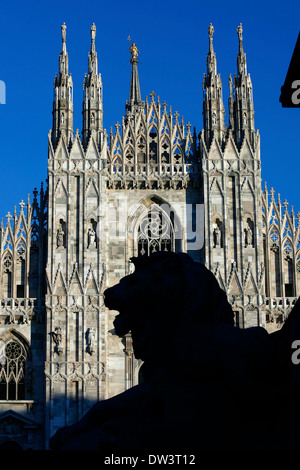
[
  {"x1": 207, "y1": 23, "x2": 217, "y2": 75},
  {"x1": 202, "y1": 24, "x2": 225, "y2": 149},
  {"x1": 82, "y1": 23, "x2": 103, "y2": 150},
  {"x1": 126, "y1": 39, "x2": 144, "y2": 114},
  {"x1": 229, "y1": 24, "x2": 255, "y2": 149},
  {"x1": 51, "y1": 23, "x2": 74, "y2": 150},
  {"x1": 237, "y1": 23, "x2": 247, "y2": 76}
]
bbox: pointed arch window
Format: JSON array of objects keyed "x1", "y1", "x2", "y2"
[
  {"x1": 2, "y1": 251, "x2": 12, "y2": 298},
  {"x1": 161, "y1": 136, "x2": 170, "y2": 163},
  {"x1": 173, "y1": 147, "x2": 182, "y2": 164},
  {"x1": 125, "y1": 146, "x2": 134, "y2": 164},
  {"x1": 0, "y1": 341, "x2": 27, "y2": 401},
  {"x1": 185, "y1": 139, "x2": 194, "y2": 164},
  {"x1": 149, "y1": 127, "x2": 157, "y2": 164},
  {"x1": 137, "y1": 136, "x2": 146, "y2": 164},
  {"x1": 137, "y1": 206, "x2": 173, "y2": 256},
  {"x1": 269, "y1": 226, "x2": 279, "y2": 252}
]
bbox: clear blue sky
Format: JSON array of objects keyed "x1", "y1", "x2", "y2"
[{"x1": 0, "y1": 0, "x2": 299, "y2": 221}]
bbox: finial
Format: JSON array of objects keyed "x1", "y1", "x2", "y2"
[
  {"x1": 237, "y1": 23, "x2": 243, "y2": 51},
  {"x1": 208, "y1": 23, "x2": 214, "y2": 52},
  {"x1": 61, "y1": 22, "x2": 67, "y2": 44},
  {"x1": 33, "y1": 187, "x2": 38, "y2": 200}
]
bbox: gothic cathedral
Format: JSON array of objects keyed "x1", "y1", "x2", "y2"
[{"x1": 0, "y1": 22, "x2": 299, "y2": 449}]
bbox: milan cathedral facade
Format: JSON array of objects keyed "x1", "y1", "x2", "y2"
[{"x1": 0, "y1": 23, "x2": 299, "y2": 449}]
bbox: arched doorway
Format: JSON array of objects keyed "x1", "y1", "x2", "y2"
[{"x1": 0, "y1": 440, "x2": 23, "y2": 450}]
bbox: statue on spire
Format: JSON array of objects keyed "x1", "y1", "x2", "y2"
[
  {"x1": 237, "y1": 23, "x2": 243, "y2": 51},
  {"x1": 91, "y1": 23, "x2": 96, "y2": 44},
  {"x1": 126, "y1": 36, "x2": 143, "y2": 111},
  {"x1": 208, "y1": 23, "x2": 214, "y2": 51},
  {"x1": 61, "y1": 22, "x2": 67, "y2": 44},
  {"x1": 129, "y1": 41, "x2": 139, "y2": 60}
]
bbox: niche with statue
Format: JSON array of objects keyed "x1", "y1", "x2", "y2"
[
  {"x1": 244, "y1": 218, "x2": 254, "y2": 248},
  {"x1": 213, "y1": 218, "x2": 223, "y2": 248},
  {"x1": 56, "y1": 219, "x2": 66, "y2": 249},
  {"x1": 87, "y1": 219, "x2": 97, "y2": 249}
]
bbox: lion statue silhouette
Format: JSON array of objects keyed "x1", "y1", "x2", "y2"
[{"x1": 50, "y1": 252, "x2": 300, "y2": 450}]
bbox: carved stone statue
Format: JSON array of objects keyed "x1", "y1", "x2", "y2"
[
  {"x1": 237, "y1": 23, "x2": 243, "y2": 43},
  {"x1": 86, "y1": 327, "x2": 96, "y2": 355},
  {"x1": 50, "y1": 252, "x2": 300, "y2": 451},
  {"x1": 88, "y1": 227, "x2": 96, "y2": 248},
  {"x1": 91, "y1": 23, "x2": 96, "y2": 42},
  {"x1": 213, "y1": 226, "x2": 221, "y2": 247},
  {"x1": 244, "y1": 225, "x2": 252, "y2": 247},
  {"x1": 61, "y1": 22, "x2": 67, "y2": 43},
  {"x1": 212, "y1": 111, "x2": 217, "y2": 125},
  {"x1": 57, "y1": 227, "x2": 64, "y2": 248},
  {"x1": 52, "y1": 327, "x2": 63, "y2": 355}
]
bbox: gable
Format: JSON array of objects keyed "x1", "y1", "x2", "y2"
[{"x1": 0, "y1": 410, "x2": 39, "y2": 429}]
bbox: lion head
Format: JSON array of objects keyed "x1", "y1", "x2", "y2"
[{"x1": 104, "y1": 252, "x2": 234, "y2": 380}]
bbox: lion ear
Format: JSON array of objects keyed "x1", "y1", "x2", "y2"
[{"x1": 130, "y1": 256, "x2": 145, "y2": 269}]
